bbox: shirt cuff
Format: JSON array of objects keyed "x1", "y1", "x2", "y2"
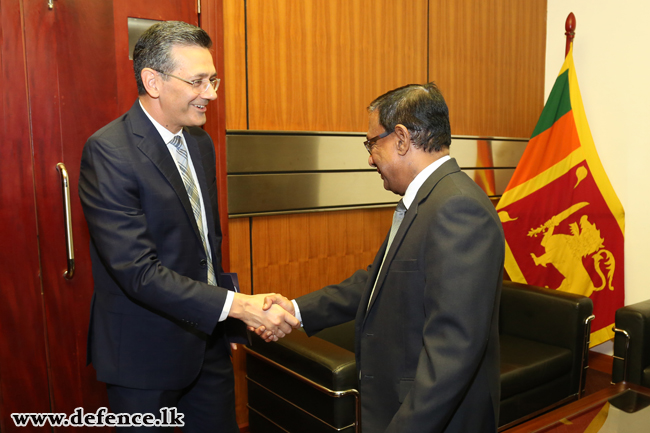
[
  {"x1": 292, "y1": 299, "x2": 303, "y2": 327},
  {"x1": 219, "y1": 290, "x2": 235, "y2": 322}
]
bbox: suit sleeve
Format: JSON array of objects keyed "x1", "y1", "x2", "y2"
[
  {"x1": 296, "y1": 267, "x2": 371, "y2": 334},
  {"x1": 79, "y1": 135, "x2": 227, "y2": 335},
  {"x1": 386, "y1": 193, "x2": 504, "y2": 432}
]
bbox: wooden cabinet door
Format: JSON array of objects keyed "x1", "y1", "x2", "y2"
[{"x1": 0, "y1": 0, "x2": 226, "y2": 430}]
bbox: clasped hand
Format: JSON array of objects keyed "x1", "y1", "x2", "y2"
[
  {"x1": 245, "y1": 293, "x2": 295, "y2": 342},
  {"x1": 231, "y1": 293, "x2": 298, "y2": 342}
]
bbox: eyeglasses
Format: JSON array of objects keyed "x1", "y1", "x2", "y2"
[
  {"x1": 156, "y1": 70, "x2": 221, "y2": 94},
  {"x1": 363, "y1": 130, "x2": 394, "y2": 154}
]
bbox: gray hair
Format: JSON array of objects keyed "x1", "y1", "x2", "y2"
[
  {"x1": 133, "y1": 21, "x2": 212, "y2": 95},
  {"x1": 368, "y1": 83, "x2": 451, "y2": 152}
]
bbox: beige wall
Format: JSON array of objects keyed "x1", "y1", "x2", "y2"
[{"x1": 546, "y1": 0, "x2": 650, "y2": 353}]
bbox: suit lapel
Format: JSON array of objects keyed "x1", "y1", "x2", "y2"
[
  {"x1": 363, "y1": 207, "x2": 416, "y2": 317},
  {"x1": 129, "y1": 102, "x2": 203, "y2": 243},
  {"x1": 363, "y1": 158, "x2": 462, "y2": 319},
  {"x1": 356, "y1": 234, "x2": 389, "y2": 321}
]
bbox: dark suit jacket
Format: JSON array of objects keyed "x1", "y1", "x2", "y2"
[
  {"x1": 79, "y1": 101, "x2": 229, "y2": 390},
  {"x1": 297, "y1": 158, "x2": 504, "y2": 433}
]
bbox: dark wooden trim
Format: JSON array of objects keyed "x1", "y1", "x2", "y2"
[
  {"x1": 589, "y1": 350, "x2": 614, "y2": 375},
  {"x1": 504, "y1": 382, "x2": 650, "y2": 432}
]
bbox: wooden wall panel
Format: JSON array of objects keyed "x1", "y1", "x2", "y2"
[
  {"x1": 429, "y1": 0, "x2": 547, "y2": 138},
  {"x1": 245, "y1": 0, "x2": 429, "y2": 132},
  {"x1": 223, "y1": 0, "x2": 248, "y2": 130},
  {"x1": 229, "y1": 217, "x2": 253, "y2": 296},
  {"x1": 228, "y1": 217, "x2": 251, "y2": 425},
  {"x1": 250, "y1": 208, "x2": 394, "y2": 299},
  {"x1": 0, "y1": 0, "x2": 53, "y2": 423}
]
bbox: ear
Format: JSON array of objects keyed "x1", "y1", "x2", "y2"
[
  {"x1": 141, "y1": 68, "x2": 160, "y2": 98},
  {"x1": 394, "y1": 124, "x2": 411, "y2": 156}
]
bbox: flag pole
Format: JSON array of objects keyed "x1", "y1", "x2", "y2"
[{"x1": 565, "y1": 12, "x2": 576, "y2": 58}]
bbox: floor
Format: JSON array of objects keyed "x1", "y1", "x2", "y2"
[
  {"x1": 583, "y1": 367, "x2": 613, "y2": 397},
  {"x1": 583, "y1": 351, "x2": 615, "y2": 397}
]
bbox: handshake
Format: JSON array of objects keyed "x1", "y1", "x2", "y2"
[{"x1": 229, "y1": 293, "x2": 298, "y2": 342}]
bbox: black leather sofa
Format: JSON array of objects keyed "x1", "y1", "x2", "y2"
[
  {"x1": 498, "y1": 281, "x2": 594, "y2": 427},
  {"x1": 245, "y1": 280, "x2": 594, "y2": 432},
  {"x1": 612, "y1": 299, "x2": 650, "y2": 387}
]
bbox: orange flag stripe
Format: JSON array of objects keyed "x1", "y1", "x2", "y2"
[{"x1": 505, "y1": 111, "x2": 581, "y2": 191}]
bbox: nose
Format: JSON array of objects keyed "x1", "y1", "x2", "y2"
[
  {"x1": 201, "y1": 84, "x2": 218, "y2": 100},
  {"x1": 368, "y1": 153, "x2": 376, "y2": 168}
]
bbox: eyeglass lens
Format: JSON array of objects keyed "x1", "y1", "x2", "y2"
[{"x1": 193, "y1": 78, "x2": 220, "y2": 94}]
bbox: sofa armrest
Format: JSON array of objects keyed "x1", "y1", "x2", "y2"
[
  {"x1": 246, "y1": 328, "x2": 358, "y2": 392},
  {"x1": 500, "y1": 281, "x2": 594, "y2": 349},
  {"x1": 613, "y1": 299, "x2": 650, "y2": 385}
]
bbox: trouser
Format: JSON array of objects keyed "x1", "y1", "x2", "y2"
[{"x1": 106, "y1": 335, "x2": 238, "y2": 433}]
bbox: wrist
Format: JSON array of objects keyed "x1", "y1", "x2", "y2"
[{"x1": 229, "y1": 293, "x2": 247, "y2": 320}]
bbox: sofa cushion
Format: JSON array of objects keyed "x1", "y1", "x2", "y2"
[{"x1": 500, "y1": 334, "x2": 573, "y2": 399}]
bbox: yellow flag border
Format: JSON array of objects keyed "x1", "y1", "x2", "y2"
[
  {"x1": 590, "y1": 323, "x2": 615, "y2": 348},
  {"x1": 503, "y1": 240, "x2": 527, "y2": 284},
  {"x1": 498, "y1": 148, "x2": 585, "y2": 207},
  {"x1": 565, "y1": 45, "x2": 625, "y2": 236}
]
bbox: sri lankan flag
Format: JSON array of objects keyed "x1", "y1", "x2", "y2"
[
  {"x1": 496, "y1": 45, "x2": 625, "y2": 347},
  {"x1": 474, "y1": 140, "x2": 496, "y2": 196}
]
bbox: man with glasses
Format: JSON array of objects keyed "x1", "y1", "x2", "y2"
[
  {"x1": 260, "y1": 83, "x2": 505, "y2": 433},
  {"x1": 79, "y1": 21, "x2": 298, "y2": 431}
]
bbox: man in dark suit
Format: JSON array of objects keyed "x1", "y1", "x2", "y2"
[
  {"x1": 260, "y1": 83, "x2": 505, "y2": 432},
  {"x1": 79, "y1": 21, "x2": 298, "y2": 432}
]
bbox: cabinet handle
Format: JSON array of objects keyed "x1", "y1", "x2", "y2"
[{"x1": 56, "y1": 163, "x2": 75, "y2": 279}]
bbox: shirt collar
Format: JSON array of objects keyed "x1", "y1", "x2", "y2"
[
  {"x1": 139, "y1": 100, "x2": 183, "y2": 144},
  {"x1": 402, "y1": 155, "x2": 451, "y2": 209}
]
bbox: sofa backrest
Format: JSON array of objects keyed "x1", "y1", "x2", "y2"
[{"x1": 315, "y1": 320, "x2": 356, "y2": 352}]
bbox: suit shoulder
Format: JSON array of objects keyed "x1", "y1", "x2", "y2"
[
  {"x1": 186, "y1": 126, "x2": 212, "y2": 143},
  {"x1": 441, "y1": 170, "x2": 491, "y2": 199},
  {"x1": 427, "y1": 172, "x2": 500, "y2": 219},
  {"x1": 86, "y1": 111, "x2": 133, "y2": 145}
]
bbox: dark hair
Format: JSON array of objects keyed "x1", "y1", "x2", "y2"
[
  {"x1": 133, "y1": 21, "x2": 212, "y2": 95},
  {"x1": 368, "y1": 83, "x2": 451, "y2": 152}
]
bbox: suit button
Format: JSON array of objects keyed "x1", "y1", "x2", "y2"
[{"x1": 200, "y1": 259, "x2": 207, "y2": 267}]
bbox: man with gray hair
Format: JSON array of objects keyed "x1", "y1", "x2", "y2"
[
  {"x1": 261, "y1": 83, "x2": 505, "y2": 432},
  {"x1": 79, "y1": 21, "x2": 298, "y2": 431}
]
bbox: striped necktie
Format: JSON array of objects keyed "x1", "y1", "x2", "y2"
[
  {"x1": 170, "y1": 135, "x2": 216, "y2": 286},
  {"x1": 367, "y1": 199, "x2": 406, "y2": 309}
]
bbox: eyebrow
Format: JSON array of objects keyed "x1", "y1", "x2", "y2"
[{"x1": 189, "y1": 72, "x2": 218, "y2": 80}]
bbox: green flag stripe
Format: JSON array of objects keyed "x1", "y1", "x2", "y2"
[{"x1": 531, "y1": 69, "x2": 572, "y2": 139}]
